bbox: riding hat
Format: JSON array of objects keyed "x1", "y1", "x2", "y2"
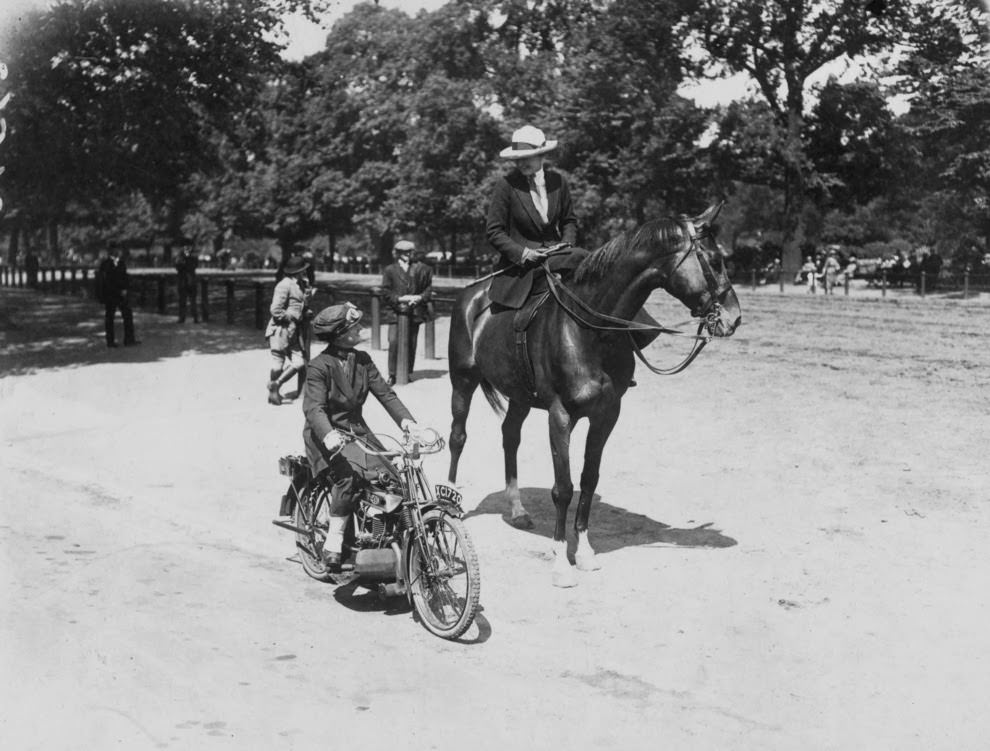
[
  {"x1": 499, "y1": 125, "x2": 558, "y2": 159},
  {"x1": 393, "y1": 239, "x2": 415, "y2": 256},
  {"x1": 312, "y1": 302, "x2": 363, "y2": 341},
  {"x1": 282, "y1": 256, "x2": 309, "y2": 276}
]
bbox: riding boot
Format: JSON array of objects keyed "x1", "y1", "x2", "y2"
[
  {"x1": 268, "y1": 369, "x2": 283, "y2": 406},
  {"x1": 276, "y1": 365, "x2": 300, "y2": 400},
  {"x1": 294, "y1": 365, "x2": 306, "y2": 397},
  {"x1": 322, "y1": 514, "x2": 347, "y2": 568}
]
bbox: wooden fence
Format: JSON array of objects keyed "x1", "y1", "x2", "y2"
[{"x1": 0, "y1": 265, "x2": 456, "y2": 386}]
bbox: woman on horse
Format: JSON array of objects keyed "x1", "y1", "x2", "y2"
[
  {"x1": 302, "y1": 302, "x2": 423, "y2": 568},
  {"x1": 485, "y1": 125, "x2": 589, "y2": 309},
  {"x1": 485, "y1": 124, "x2": 660, "y2": 349}
]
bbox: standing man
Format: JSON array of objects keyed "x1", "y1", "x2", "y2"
[
  {"x1": 381, "y1": 239, "x2": 433, "y2": 385},
  {"x1": 96, "y1": 243, "x2": 138, "y2": 348},
  {"x1": 175, "y1": 239, "x2": 199, "y2": 323}
]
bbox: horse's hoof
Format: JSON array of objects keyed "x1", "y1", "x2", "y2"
[
  {"x1": 509, "y1": 513, "x2": 534, "y2": 530},
  {"x1": 552, "y1": 567, "x2": 578, "y2": 588},
  {"x1": 575, "y1": 553, "x2": 601, "y2": 571}
]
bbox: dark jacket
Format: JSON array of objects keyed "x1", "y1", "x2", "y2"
[
  {"x1": 302, "y1": 346, "x2": 413, "y2": 477},
  {"x1": 485, "y1": 168, "x2": 579, "y2": 308},
  {"x1": 381, "y1": 261, "x2": 434, "y2": 324},
  {"x1": 96, "y1": 256, "x2": 130, "y2": 303},
  {"x1": 175, "y1": 252, "x2": 198, "y2": 288}
]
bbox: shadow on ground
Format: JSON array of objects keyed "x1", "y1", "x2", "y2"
[
  {"x1": 0, "y1": 290, "x2": 263, "y2": 376},
  {"x1": 465, "y1": 487, "x2": 737, "y2": 554},
  {"x1": 408, "y1": 368, "x2": 447, "y2": 383}
]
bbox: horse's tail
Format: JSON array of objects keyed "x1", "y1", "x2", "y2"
[{"x1": 479, "y1": 379, "x2": 506, "y2": 418}]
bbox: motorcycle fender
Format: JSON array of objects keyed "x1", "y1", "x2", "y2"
[{"x1": 279, "y1": 485, "x2": 298, "y2": 517}]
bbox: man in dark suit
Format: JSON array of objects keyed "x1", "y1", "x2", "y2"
[
  {"x1": 381, "y1": 239, "x2": 434, "y2": 384},
  {"x1": 174, "y1": 240, "x2": 199, "y2": 323},
  {"x1": 96, "y1": 243, "x2": 138, "y2": 348},
  {"x1": 485, "y1": 125, "x2": 585, "y2": 309}
]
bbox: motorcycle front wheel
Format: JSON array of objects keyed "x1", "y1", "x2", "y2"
[
  {"x1": 408, "y1": 510, "x2": 481, "y2": 640},
  {"x1": 295, "y1": 483, "x2": 334, "y2": 582}
]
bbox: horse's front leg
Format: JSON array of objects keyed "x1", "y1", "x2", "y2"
[
  {"x1": 502, "y1": 400, "x2": 533, "y2": 529},
  {"x1": 548, "y1": 400, "x2": 577, "y2": 588},
  {"x1": 574, "y1": 402, "x2": 620, "y2": 572}
]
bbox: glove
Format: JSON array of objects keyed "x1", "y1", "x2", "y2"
[
  {"x1": 400, "y1": 419, "x2": 419, "y2": 434},
  {"x1": 323, "y1": 430, "x2": 344, "y2": 452},
  {"x1": 521, "y1": 248, "x2": 547, "y2": 265}
]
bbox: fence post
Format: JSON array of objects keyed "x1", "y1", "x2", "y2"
[
  {"x1": 58, "y1": 267, "x2": 66, "y2": 295},
  {"x1": 254, "y1": 282, "x2": 265, "y2": 329},
  {"x1": 963, "y1": 265, "x2": 970, "y2": 300},
  {"x1": 70, "y1": 268, "x2": 78, "y2": 295},
  {"x1": 370, "y1": 288, "x2": 382, "y2": 350},
  {"x1": 920, "y1": 270, "x2": 926, "y2": 297},
  {"x1": 200, "y1": 278, "x2": 210, "y2": 322},
  {"x1": 751, "y1": 268, "x2": 757, "y2": 290},
  {"x1": 881, "y1": 268, "x2": 887, "y2": 298},
  {"x1": 396, "y1": 308, "x2": 411, "y2": 385},
  {"x1": 424, "y1": 318, "x2": 436, "y2": 360},
  {"x1": 225, "y1": 280, "x2": 235, "y2": 324},
  {"x1": 844, "y1": 273, "x2": 849, "y2": 296},
  {"x1": 157, "y1": 277, "x2": 166, "y2": 314}
]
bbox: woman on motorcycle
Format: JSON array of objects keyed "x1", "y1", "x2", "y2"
[{"x1": 302, "y1": 302, "x2": 422, "y2": 568}]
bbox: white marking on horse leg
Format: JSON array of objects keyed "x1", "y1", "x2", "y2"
[
  {"x1": 551, "y1": 539, "x2": 577, "y2": 588},
  {"x1": 506, "y1": 478, "x2": 528, "y2": 518},
  {"x1": 574, "y1": 530, "x2": 601, "y2": 571}
]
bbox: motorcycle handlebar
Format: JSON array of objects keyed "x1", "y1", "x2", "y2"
[{"x1": 336, "y1": 428, "x2": 445, "y2": 460}]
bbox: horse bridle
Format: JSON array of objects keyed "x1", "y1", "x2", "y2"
[{"x1": 540, "y1": 221, "x2": 726, "y2": 375}]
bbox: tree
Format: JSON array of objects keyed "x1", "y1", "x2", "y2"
[
  {"x1": 689, "y1": 0, "x2": 916, "y2": 269},
  {"x1": 805, "y1": 78, "x2": 898, "y2": 210},
  {"x1": 0, "y1": 0, "x2": 320, "y2": 263}
]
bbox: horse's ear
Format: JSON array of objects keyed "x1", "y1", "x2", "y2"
[{"x1": 694, "y1": 201, "x2": 724, "y2": 228}]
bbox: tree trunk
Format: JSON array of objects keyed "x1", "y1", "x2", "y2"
[
  {"x1": 47, "y1": 221, "x2": 60, "y2": 261},
  {"x1": 780, "y1": 94, "x2": 807, "y2": 274},
  {"x1": 7, "y1": 220, "x2": 20, "y2": 267},
  {"x1": 326, "y1": 231, "x2": 337, "y2": 272}
]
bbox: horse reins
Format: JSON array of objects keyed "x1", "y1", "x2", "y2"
[{"x1": 538, "y1": 226, "x2": 726, "y2": 375}]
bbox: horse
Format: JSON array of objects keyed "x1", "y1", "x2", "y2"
[{"x1": 446, "y1": 202, "x2": 741, "y2": 587}]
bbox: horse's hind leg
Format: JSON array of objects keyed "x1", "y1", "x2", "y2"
[
  {"x1": 573, "y1": 404, "x2": 620, "y2": 572},
  {"x1": 502, "y1": 400, "x2": 533, "y2": 529},
  {"x1": 448, "y1": 370, "x2": 478, "y2": 484}
]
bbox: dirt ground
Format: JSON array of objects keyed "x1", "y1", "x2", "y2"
[{"x1": 1, "y1": 281, "x2": 988, "y2": 750}]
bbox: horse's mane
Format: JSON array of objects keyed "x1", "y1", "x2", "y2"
[{"x1": 572, "y1": 216, "x2": 689, "y2": 285}]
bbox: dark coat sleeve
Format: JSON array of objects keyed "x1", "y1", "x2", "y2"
[
  {"x1": 486, "y1": 176, "x2": 528, "y2": 265},
  {"x1": 302, "y1": 355, "x2": 336, "y2": 443},
  {"x1": 553, "y1": 172, "x2": 578, "y2": 246},
  {"x1": 381, "y1": 264, "x2": 406, "y2": 311}
]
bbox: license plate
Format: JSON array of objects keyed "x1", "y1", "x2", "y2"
[{"x1": 435, "y1": 484, "x2": 462, "y2": 505}]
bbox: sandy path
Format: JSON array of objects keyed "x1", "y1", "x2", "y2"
[{"x1": 1, "y1": 284, "x2": 988, "y2": 750}]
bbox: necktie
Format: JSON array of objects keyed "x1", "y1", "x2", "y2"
[{"x1": 528, "y1": 176, "x2": 548, "y2": 222}]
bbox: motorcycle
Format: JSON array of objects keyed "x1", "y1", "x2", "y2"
[{"x1": 272, "y1": 428, "x2": 481, "y2": 640}]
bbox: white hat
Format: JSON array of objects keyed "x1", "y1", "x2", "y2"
[
  {"x1": 393, "y1": 240, "x2": 415, "y2": 254},
  {"x1": 499, "y1": 125, "x2": 558, "y2": 159}
]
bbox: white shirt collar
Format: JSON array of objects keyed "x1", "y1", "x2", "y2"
[{"x1": 531, "y1": 168, "x2": 546, "y2": 188}]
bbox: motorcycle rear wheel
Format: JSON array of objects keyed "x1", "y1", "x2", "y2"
[
  {"x1": 295, "y1": 484, "x2": 334, "y2": 582},
  {"x1": 408, "y1": 510, "x2": 480, "y2": 640}
]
